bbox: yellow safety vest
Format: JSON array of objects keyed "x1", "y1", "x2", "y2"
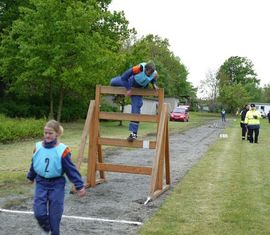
[{"x1": 245, "y1": 110, "x2": 261, "y2": 125}]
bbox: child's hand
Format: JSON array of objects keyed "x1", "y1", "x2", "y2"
[
  {"x1": 27, "y1": 179, "x2": 34, "y2": 184},
  {"x1": 78, "y1": 187, "x2": 86, "y2": 197},
  {"x1": 126, "y1": 89, "x2": 132, "y2": 97},
  {"x1": 153, "y1": 84, "x2": 159, "y2": 95}
]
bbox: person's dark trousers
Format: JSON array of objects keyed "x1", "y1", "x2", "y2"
[
  {"x1": 248, "y1": 127, "x2": 260, "y2": 143},
  {"x1": 34, "y1": 177, "x2": 65, "y2": 235},
  {"x1": 129, "y1": 95, "x2": 143, "y2": 133},
  {"x1": 248, "y1": 128, "x2": 254, "y2": 143},
  {"x1": 240, "y1": 123, "x2": 247, "y2": 140},
  {"x1": 110, "y1": 75, "x2": 143, "y2": 134},
  {"x1": 254, "y1": 128, "x2": 260, "y2": 143},
  {"x1": 246, "y1": 126, "x2": 250, "y2": 141}
]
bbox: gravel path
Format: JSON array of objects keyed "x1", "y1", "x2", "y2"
[{"x1": 0, "y1": 120, "x2": 227, "y2": 235}]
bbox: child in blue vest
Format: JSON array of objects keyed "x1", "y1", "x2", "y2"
[
  {"x1": 110, "y1": 61, "x2": 158, "y2": 142},
  {"x1": 27, "y1": 120, "x2": 86, "y2": 235}
]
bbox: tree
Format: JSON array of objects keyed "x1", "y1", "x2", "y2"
[
  {"x1": 198, "y1": 69, "x2": 219, "y2": 111},
  {"x1": 0, "y1": 0, "x2": 131, "y2": 121},
  {"x1": 217, "y1": 56, "x2": 260, "y2": 112},
  {"x1": 218, "y1": 83, "x2": 250, "y2": 113},
  {"x1": 124, "y1": 34, "x2": 193, "y2": 99},
  {"x1": 261, "y1": 84, "x2": 270, "y2": 103},
  {"x1": 217, "y1": 56, "x2": 259, "y2": 86}
]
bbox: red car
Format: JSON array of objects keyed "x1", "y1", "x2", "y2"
[{"x1": 170, "y1": 107, "x2": 189, "y2": 122}]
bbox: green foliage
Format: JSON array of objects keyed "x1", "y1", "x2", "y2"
[
  {"x1": 100, "y1": 102, "x2": 118, "y2": 112},
  {"x1": 0, "y1": 0, "x2": 131, "y2": 121},
  {"x1": 261, "y1": 83, "x2": 270, "y2": 102},
  {"x1": 217, "y1": 56, "x2": 259, "y2": 86},
  {"x1": 0, "y1": 1, "x2": 196, "y2": 121},
  {"x1": 0, "y1": 0, "x2": 31, "y2": 33},
  {"x1": 217, "y1": 56, "x2": 261, "y2": 112},
  {"x1": 0, "y1": 114, "x2": 45, "y2": 143},
  {"x1": 0, "y1": 99, "x2": 48, "y2": 118},
  {"x1": 61, "y1": 97, "x2": 89, "y2": 122},
  {"x1": 123, "y1": 34, "x2": 195, "y2": 99},
  {"x1": 218, "y1": 83, "x2": 251, "y2": 113}
]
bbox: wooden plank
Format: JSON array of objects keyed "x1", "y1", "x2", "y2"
[
  {"x1": 99, "y1": 112, "x2": 158, "y2": 122},
  {"x1": 76, "y1": 100, "x2": 95, "y2": 170},
  {"x1": 149, "y1": 185, "x2": 170, "y2": 202},
  {"x1": 96, "y1": 163, "x2": 152, "y2": 175},
  {"x1": 165, "y1": 118, "x2": 171, "y2": 185},
  {"x1": 149, "y1": 103, "x2": 168, "y2": 196},
  {"x1": 97, "y1": 138, "x2": 105, "y2": 179},
  {"x1": 98, "y1": 137, "x2": 156, "y2": 149},
  {"x1": 100, "y1": 86, "x2": 161, "y2": 96}
]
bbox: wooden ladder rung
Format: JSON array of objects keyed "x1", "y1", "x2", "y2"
[
  {"x1": 100, "y1": 86, "x2": 159, "y2": 96},
  {"x1": 96, "y1": 163, "x2": 152, "y2": 175},
  {"x1": 99, "y1": 112, "x2": 158, "y2": 122},
  {"x1": 98, "y1": 137, "x2": 156, "y2": 149}
]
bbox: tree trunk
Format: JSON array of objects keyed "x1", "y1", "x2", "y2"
[
  {"x1": 118, "y1": 103, "x2": 124, "y2": 126},
  {"x1": 57, "y1": 86, "x2": 64, "y2": 122},
  {"x1": 48, "y1": 79, "x2": 54, "y2": 120}
]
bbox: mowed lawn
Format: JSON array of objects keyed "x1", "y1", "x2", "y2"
[{"x1": 138, "y1": 118, "x2": 270, "y2": 235}]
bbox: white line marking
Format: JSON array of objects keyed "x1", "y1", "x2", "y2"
[{"x1": 0, "y1": 208, "x2": 143, "y2": 226}]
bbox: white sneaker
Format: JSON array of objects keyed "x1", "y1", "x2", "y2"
[{"x1": 127, "y1": 133, "x2": 137, "y2": 142}]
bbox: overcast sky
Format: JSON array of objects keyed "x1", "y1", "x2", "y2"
[{"x1": 109, "y1": 0, "x2": 269, "y2": 88}]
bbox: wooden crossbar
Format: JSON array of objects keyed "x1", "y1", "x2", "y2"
[
  {"x1": 100, "y1": 86, "x2": 159, "y2": 96},
  {"x1": 96, "y1": 163, "x2": 152, "y2": 175},
  {"x1": 98, "y1": 137, "x2": 156, "y2": 149},
  {"x1": 99, "y1": 112, "x2": 158, "y2": 122}
]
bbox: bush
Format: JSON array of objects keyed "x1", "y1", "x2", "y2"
[
  {"x1": 0, "y1": 100, "x2": 48, "y2": 118},
  {"x1": 0, "y1": 114, "x2": 46, "y2": 143}
]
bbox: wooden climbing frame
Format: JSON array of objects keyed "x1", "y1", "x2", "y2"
[{"x1": 76, "y1": 85, "x2": 170, "y2": 203}]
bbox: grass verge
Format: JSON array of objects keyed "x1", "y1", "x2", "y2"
[{"x1": 138, "y1": 118, "x2": 270, "y2": 235}]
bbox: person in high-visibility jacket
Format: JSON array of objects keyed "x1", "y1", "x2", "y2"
[
  {"x1": 239, "y1": 104, "x2": 250, "y2": 140},
  {"x1": 110, "y1": 61, "x2": 158, "y2": 142},
  {"x1": 245, "y1": 103, "x2": 261, "y2": 143}
]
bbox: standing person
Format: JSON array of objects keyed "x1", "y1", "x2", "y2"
[
  {"x1": 267, "y1": 110, "x2": 270, "y2": 123},
  {"x1": 221, "y1": 109, "x2": 226, "y2": 122},
  {"x1": 245, "y1": 104, "x2": 261, "y2": 144},
  {"x1": 239, "y1": 104, "x2": 250, "y2": 140},
  {"x1": 27, "y1": 120, "x2": 86, "y2": 235},
  {"x1": 110, "y1": 61, "x2": 158, "y2": 142}
]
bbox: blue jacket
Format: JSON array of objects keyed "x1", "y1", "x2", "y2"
[
  {"x1": 27, "y1": 140, "x2": 84, "y2": 190},
  {"x1": 120, "y1": 63, "x2": 158, "y2": 90}
]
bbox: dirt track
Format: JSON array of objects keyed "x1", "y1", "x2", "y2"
[{"x1": 0, "y1": 120, "x2": 227, "y2": 235}]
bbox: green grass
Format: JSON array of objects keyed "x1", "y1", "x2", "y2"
[
  {"x1": 138, "y1": 118, "x2": 270, "y2": 235},
  {"x1": 0, "y1": 112, "x2": 218, "y2": 198}
]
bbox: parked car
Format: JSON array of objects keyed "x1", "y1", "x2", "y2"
[{"x1": 170, "y1": 107, "x2": 189, "y2": 122}]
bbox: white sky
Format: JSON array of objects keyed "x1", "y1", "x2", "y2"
[{"x1": 109, "y1": 0, "x2": 269, "y2": 88}]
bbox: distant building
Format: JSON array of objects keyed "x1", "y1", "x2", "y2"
[{"x1": 124, "y1": 97, "x2": 179, "y2": 114}]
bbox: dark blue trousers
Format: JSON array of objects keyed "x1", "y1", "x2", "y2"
[
  {"x1": 247, "y1": 126, "x2": 260, "y2": 143},
  {"x1": 34, "y1": 176, "x2": 65, "y2": 235},
  {"x1": 110, "y1": 76, "x2": 143, "y2": 133}
]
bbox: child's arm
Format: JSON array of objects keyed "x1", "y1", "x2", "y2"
[
  {"x1": 62, "y1": 149, "x2": 85, "y2": 194},
  {"x1": 27, "y1": 161, "x2": 37, "y2": 182}
]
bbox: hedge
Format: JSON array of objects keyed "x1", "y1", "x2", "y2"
[{"x1": 0, "y1": 114, "x2": 46, "y2": 144}]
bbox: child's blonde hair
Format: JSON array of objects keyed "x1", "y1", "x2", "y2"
[{"x1": 45, "y1": 120, "x2": 64, "y2": 137}]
